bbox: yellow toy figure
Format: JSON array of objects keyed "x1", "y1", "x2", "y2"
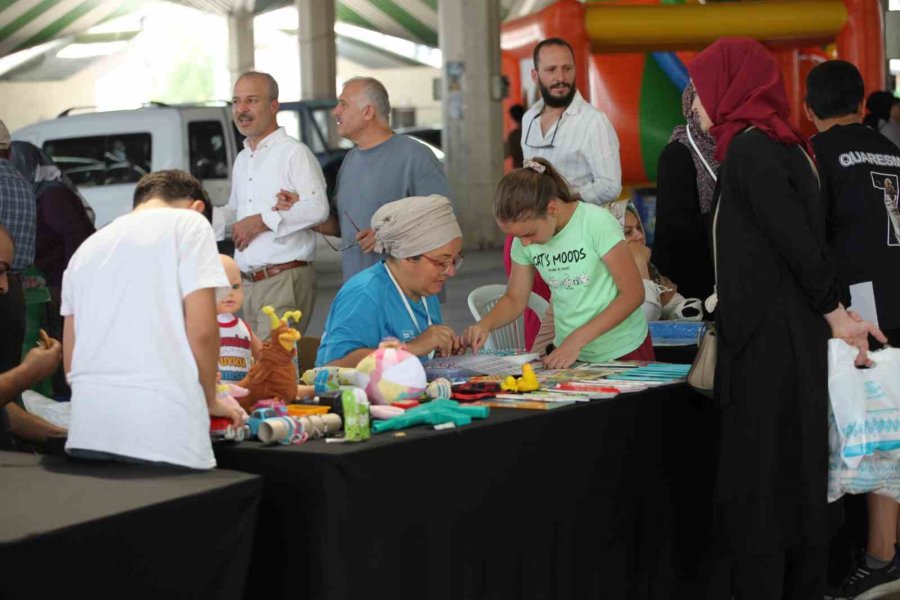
[
  {"x1": 236, "y1": 306, "x2": 306, "y2": 410},
  {"x1": 500, "y1": 364, "x2": 540, "y2": 393}
]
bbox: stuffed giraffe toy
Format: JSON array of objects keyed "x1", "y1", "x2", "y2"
[{"x1": 236, "y1": 306, "x2": 302, "y2": 410}]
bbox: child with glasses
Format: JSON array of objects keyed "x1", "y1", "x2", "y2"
[{"x1": 461, "y1": 158, "x2": 652, "y2": 368}]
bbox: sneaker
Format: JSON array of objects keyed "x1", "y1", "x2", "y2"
[{"x1": 825, "y1": 553, "x2": 900, "y2": 600}]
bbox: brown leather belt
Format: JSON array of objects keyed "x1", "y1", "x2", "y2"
[{"x1": 242, "y1": 260, "x2": 310, "y2": 282}]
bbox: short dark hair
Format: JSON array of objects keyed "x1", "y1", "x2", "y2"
[
  {"x1": 509, "y1": 104, "x2": 525, "y2": 123},
  {"x1": 494, "y1": 157, "x2": 578, "y2": 222},
  {"x1": 533, "y1": 38, "x2": 575, "y2": 69},
  {"x1": 805, "y1": 60, "x2": 865, "y2": 120},
  {"x1": 133, "y1": 170, "x2": 210, "y2": 221}
]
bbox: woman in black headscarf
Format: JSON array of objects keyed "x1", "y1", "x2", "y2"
[{"x1": 650, "y1": 81, "x2": 717, "y2": 301}]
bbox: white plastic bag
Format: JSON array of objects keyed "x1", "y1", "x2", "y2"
[{"x1": 827, "y1": 339, "x2": 900, "y2": 502}]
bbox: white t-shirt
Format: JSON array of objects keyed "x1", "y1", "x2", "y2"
[{"x1": 62, "y1": 208, "x2": 229, "y2": 469}]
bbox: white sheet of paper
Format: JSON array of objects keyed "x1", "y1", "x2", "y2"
[
  {"x1": 849, "y1": 281, "x2": 879, "y2": 328},
  {"x1": 21, "y1": 390, "x2": 71, "y2": 430}
]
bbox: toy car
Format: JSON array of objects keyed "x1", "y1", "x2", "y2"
[
  {"x1": 246, "y1": 407, "x2": 279, "y2": 438},
  {"x1": 210, "y1": 417, "x2": 250, "y2": 442}
]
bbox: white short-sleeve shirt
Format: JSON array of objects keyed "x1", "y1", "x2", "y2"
[{"x1": 62, "y1": 208, "x2": 229, "y2": 469}]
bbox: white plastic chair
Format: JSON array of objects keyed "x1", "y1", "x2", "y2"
[{"x1": 467, "y1": 284, "x2": 550, "y2": 352}]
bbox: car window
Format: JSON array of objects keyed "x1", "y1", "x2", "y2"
[
  {"x1": 189, "y1": 121, "x2": 229, "y2": 180},
  {"x1": 43, "y1": 133, "x2": 151, "y2": 187}
]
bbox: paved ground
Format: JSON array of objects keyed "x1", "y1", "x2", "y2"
[{"x1": 304, "y1": 238, "x2": 507, "y2": 338}]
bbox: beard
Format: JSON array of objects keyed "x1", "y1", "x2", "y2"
[{"x1": 539, "y1": 79, "x2": 577, "y2": 108}]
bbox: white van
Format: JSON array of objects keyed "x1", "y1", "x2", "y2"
[{"x1": 13, "y1": 105, "x2": 239, "y2": 227}]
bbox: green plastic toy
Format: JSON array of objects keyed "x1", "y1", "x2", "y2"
[{"x1": 371, "y1": 399, "x2": 490, "y2": 434}]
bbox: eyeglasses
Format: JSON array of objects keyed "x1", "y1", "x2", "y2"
[
  {"x1": 322, "y1": 210, "x2": 361, "y2": 252},
  {"x1": 420, "y1": 253, "x2": 464, "y2": 274},
  {"x1": 523, "y1": 109, "x2": 565, "y2": 149}
]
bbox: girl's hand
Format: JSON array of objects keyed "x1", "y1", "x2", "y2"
[
  {"x1": 460, "y1": 322, "x2": 491, "y2": 354},
  {"x1": 542, "y1": 339, "x2": 582, "y2": 370}
]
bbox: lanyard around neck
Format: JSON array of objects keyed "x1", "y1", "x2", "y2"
[{"x1": 384, "y1": 261, "x2": 432, "y2": 339}]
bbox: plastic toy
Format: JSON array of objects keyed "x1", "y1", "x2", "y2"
[
  {"x1": 252, "y1": 399, "x2": 289, "y2": 416},
  {"x1": 286, "y1": 404, "x2": 330, "y2": 417},
  {"x1": 301, "y1": 366, "x2": 370, "y2": 393},
  {"x1": 237, "y1": 306, "x2": 302, "y2": 409},
  {"x1": 210, "y1": 417, "x2": 250, "y2": 442},
  {"x1": 341, "y1": 388, "x2": 370, "y2": 442},
  {"x1": 247, "y1": 407, "x2": 280, "y2": 438},
  {"x1": 371, "y1": 399, "x2": 490, "y2": 434},
  {"x1": 355, "y1": 340, "x2": 427, "y2": 405},
  {"x1": 500, "y1": 364, "x2": 540, "y2": 393},
  {"x1": 425, "y1": 378, "x2": 452, "y2": 400},
  {"x1": 370, "y1": 405, "x2": 405, "y2": 420}
]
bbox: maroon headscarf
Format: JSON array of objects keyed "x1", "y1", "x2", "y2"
[{"x1": 687, "y1": 37, "x2": 814, "y2": 162}]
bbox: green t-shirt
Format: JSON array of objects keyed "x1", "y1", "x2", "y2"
[{"x1": 511, "y1": 202, "x2": 647, "y2": 362}]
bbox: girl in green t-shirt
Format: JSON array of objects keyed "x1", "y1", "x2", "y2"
[{"x1": 460, "y1": 158, "x2": 650, "y2": 368}]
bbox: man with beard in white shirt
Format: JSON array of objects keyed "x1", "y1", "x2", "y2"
[{"x1": 521, "y1": 38, "x2": 622, "y2": 205}]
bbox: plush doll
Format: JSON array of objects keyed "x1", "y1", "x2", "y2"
[{"x1": 236, "y1": 306, "x2": 304, "y2": 410}]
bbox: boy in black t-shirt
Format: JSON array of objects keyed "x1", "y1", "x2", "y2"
[{"x1": 806, "y1": 60, "x2": 900, "y2": 600}]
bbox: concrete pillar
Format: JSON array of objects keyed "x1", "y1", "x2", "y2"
[
  {"x1": 227, "y1": 9, "x2": 255, "y2": 86},
  {"x1": 439, "y1": 0, "x2": 505, "y2": 250},
  {"x1": 296, "y1": 0, "x2": 336, "y2": 100}
]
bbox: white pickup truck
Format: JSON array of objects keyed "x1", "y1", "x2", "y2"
[{"x1": 12, "y1": 101, "x2": 349, "y2": 229}]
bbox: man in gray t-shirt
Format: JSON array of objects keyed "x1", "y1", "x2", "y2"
[{"x1": 317, "y1": 77, "x2": 449, "y2": 281}]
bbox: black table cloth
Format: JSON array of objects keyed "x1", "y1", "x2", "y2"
[
  {"x1": 0, "y1": 451, "x2": 263, "y2": 600},
  {"x1": 216, "y1": 384, "x2": 716, "y2": 600}
]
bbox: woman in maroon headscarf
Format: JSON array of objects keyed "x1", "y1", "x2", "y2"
[{"x1": 688, "y1": 38, "x2": 884, "y2": 599}]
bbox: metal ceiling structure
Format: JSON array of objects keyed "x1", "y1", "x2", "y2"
[{"x1": 0, "y1": 0, "x2": 545, "y2": 59}]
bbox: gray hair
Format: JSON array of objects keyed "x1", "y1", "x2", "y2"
[
  {"x1": 237, "y1": 71, "x2": 279, "y2": 101},
  {"x1": 345, "y1": 77, "x2": 390, "y2": 122}
]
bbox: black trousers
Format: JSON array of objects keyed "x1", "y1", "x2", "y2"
[
  {"x1": 0, "y1": 274, "x2": 25, "y2": 372},
  {"x1": 0, "y1": 274, "x2": 25, "y2": 449}
]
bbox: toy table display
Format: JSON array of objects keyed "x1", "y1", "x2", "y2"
[{"x1": 214, "y1": 383, "x2": 715, "y2": 600}]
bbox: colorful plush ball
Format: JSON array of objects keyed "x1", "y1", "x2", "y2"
[{"x1": 356, "y1": 344, "x2": 427, "y2": 405}]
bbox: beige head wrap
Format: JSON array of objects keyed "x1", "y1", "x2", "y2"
[{"x1": 372, "y1": 195, "x2": 462, "y2": 258}]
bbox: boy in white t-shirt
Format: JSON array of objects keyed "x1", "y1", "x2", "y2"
[{"x1": 61, "y1": 170, "x2": 245, "y2": 469}]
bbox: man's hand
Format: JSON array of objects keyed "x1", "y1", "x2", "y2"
[
  {"x1": 274, "y1": 189, "x2": 299, "y2": 211},
  {"x1": 232, "y1": 214, "x2": 269, "y2": 251},
  {"x1": 356, "y1": 228, "x2": 376, "y2": 253},
  {"x1": 22, "y1": 338, "x2": 62, "y2": 381},
  {"x1": 406, "y1": 325, "x2": 460, "y2": 358}
]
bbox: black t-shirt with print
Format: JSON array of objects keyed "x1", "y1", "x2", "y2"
[{"x1": 812, "y1": 123, "x2": 900, "y2": 336}]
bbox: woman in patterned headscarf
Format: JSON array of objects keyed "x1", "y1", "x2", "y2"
[{"x1": 650, "y1": 81, "x2": 717, "y2": 302}]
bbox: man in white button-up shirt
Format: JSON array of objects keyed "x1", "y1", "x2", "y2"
[
  {"x1": 222, "y1": 71, "x2": 329, "y2": 339},
  {"x1": 521, "y1": 38, "x2": 622, "y2": 205}
]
